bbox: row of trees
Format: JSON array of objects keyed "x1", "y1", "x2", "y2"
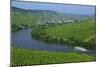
[
  {"x1": 12, "y1": 24, "x2": 30, "y2": 32},
  {"x1": 68, "y1": 37, "x2": 96, "y2": 50}
]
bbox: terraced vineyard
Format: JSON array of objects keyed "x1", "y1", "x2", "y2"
[{"x1": 11, "y1": 48, "x2": 95, "y2": 66}]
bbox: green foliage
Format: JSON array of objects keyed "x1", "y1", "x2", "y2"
[{"x1": 11, "y1": 48, "x2": 95, "y2": 66}]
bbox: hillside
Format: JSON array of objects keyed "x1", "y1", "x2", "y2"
[{"x1": 11, "y1": 6, "x2": 94, "y2": 26}]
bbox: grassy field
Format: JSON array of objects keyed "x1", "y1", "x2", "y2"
[
  {"x1": 46, "y1": 22, "x2": 96, "y2": 41},
  {"x1": 11, "y1": 48, "x2": 95, "y2": 66},
  {"x1": 11, "y1": 12, "x2": 40, "y2": 26}
]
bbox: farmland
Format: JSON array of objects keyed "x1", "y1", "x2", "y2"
[
  {"x1": 11, "y1": 47, "x2": 95, "y2": 66},
  {"x1": 46, "y1": 22, "x2": 95, "y2": 41}
]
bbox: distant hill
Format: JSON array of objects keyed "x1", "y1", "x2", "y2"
[
  {"x1": 11, "y1": 6, "x2": 96, "y2": 26},
  {"x1": 12, "y1": 7, "x2": 58, "y2": 15}
]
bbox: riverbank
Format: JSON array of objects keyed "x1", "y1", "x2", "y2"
[
  {"x1": 11, "y1": 47, "x2": 96, "y2": 66},
  {"x1": 32, "y1": 22, "x2": 96, "y2": 50}
]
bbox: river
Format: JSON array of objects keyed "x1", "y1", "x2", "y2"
[{"x1": 12, "y1": 29, "x2": 96, "y2": 55}]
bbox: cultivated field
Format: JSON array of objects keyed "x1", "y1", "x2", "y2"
[
  {"x1": 11, "y1": 48, "x2": 95, "y2": 66},
  {"x1": 46, "y1": 22, "x2": 96, "y2": 41}
]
